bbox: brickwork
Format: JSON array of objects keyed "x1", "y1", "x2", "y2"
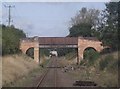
[
  {"x1": 20, "y1": 38, "x2": 39, "y2": 63},
  {"x1": 20, "y1": 37, "x2": 104, "y2": 64},
  {"x1": 78, "y1": 37, "x2": 103, "y2": 62}
]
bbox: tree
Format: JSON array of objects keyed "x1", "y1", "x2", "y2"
[
  {"x1": 68, "y1": 7, "x2": 100, "y2": 37},
  {"x1": 70, "y1": 7, "x2": 100, "y2": 29},
  {"x1": 68, "y1": 23, "x2": 92, "y2": 37},
  {"x1": 99, "y1": 2, "x2": 118, "y2": 50},
  {"x1": 2, "y1": 25, "x2": 26, "y2": 55}
]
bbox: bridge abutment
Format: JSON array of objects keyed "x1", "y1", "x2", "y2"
[
  {"x1": 20, "y1": 37, "x2": 103, "y2": 64},
  {"x1": 34, "y1": 47, "x2": 39, "y2": 63},
  {"x1": 77, "y1": 47, "x2": 83, "y2": 64}
]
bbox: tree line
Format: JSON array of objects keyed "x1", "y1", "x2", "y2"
[
  {"x1": 1, "y1": 2, "x2": 118, "y2": 56},
  {"x1": 68, "y1": 2, "x2": 118, "y2": 51}
]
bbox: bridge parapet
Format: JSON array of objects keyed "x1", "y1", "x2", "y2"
[{"x1": 20, "y1": 36, "x2": 104, "y2": 64}]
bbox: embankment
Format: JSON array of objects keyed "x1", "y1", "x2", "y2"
[{"x1": 2, "y1": 54, "x2": 39, "y2": 86}]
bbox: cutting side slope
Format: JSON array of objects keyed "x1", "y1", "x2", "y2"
[{"x1": 2, "y1": 54, "x2": 39, "y2": 86}]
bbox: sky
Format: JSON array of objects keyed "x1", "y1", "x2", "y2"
[{"x1": 1, "y1": 2, "x2": 108, "y2": 37}]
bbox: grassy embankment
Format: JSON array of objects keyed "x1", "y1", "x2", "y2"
[
  {"x1": 61, "y1": 51, "x2": 118, "y2": 87},
  {"x1": 2, "y1": 54, "x2": 50, "y2": 87}
]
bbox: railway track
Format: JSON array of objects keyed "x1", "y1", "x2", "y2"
[
  {"x1": 36, "y1": 57, "x2": 58, "y2": 88},
  {"x1": 36, "y1": 68, "x2": 50, "y2": 88},
  {"x1": 34, "y1": 57, "x2": 98, "y2": 88}
]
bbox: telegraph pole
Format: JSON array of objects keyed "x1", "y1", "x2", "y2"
[{"x1": 4, "y1": 5, "x2": 15, "y2": 26}]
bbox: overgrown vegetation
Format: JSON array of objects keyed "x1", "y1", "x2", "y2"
[
  {"x1": 80, "y1": 49, "x2": 118, "y2": 73},
  {"x1": 99, "y1": 2, "x2": 118, "y2": 50},
  {"x1": 57, "y1": 48, "x2": 77, "y2": 57},
  {"x1": 1, "y1": 25, "x2": 26, "y2": 55},
  {"x1": 40, "y1": 48, "x2": 49, "y2": 57},
  {"x1": 99, "y1": 54, "x2": 118, "y2": 74},
  {"x1": 66, "y1": 51, "x2": 118, "y2": 87},
  {"x1": 82, "y1": 49, "x2": 100, "y2": 66},
  {"x1": 65, "y1": 51, "x2": 77, "y2": 60},
  {"x1": 2, "y1": 54, "x2": 39, "y2": 86},
  {"x1": 99, "y1": 55, "x2": 113, "y2": 70},
  {"x1": 68, "y1": 2, "x2": 118, "y2": 51}
]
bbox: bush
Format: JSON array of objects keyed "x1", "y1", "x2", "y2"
[
  {"x1": 107, "y1": 58, "x2": 118, "y2": 73},
  {"x1": 1, "y1": 25, "x2": 26, "y2": 55},
  {"x1": 65, "y1": 51, "x2": 77, "y2": 60},
  {"x1": 57, "y1": 48, "x2": 76, "y2": 57},
  {"x1": 84, "y1": 49, "x2": 100, "y2": 66},
  {"x1": 40, "y1": 49, "x2": 49, "y2": 57},
  {"x1": 100, "y1": 48, "x2": 112, "y2": 54},
  {"x1": 99, "y1": 55, "x2": 113, "y2": 70}
]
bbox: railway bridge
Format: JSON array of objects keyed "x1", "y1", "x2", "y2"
[{"x1": 19, "y1": 36, "x2": 104, "y2": 64}]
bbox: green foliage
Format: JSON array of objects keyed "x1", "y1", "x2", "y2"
[
  {"x1": 2, "y1": 25, "x2": 26, "y2": 55},
  {"x1": 99, "y1": 55, "x2": 113, "y2": 70},
  {"x1": 69, "y1": 23, "x2": 93, "y2": 37},
  {"x1": 69, "y1": 7, "x2": 100, "y2": 37},
  {"x1": 81, "y1": 49, "x2": 100, "y2": 66},
  {"x1": 40, "y1": 49, "x2": 49, "y2": 57},
  {"x1": 65, "y1": 51, "x2": 77, "y2": 60},
  {"x1": 107, "y1": 59, "x2": 118, "y2": 73},
  {"x1": 26, "y1": 48, "x2": 50, "y2": 59},
  {"x1": 78, "y1": 52, "x2": 118, "y2": 87},
  {"x1": 99, "y1": 53, "x2": 118, "y2": 74},
  {"x1": 70, "y1": 7, "x2": 100, "y2": 27},
  {"x1": 68, "y1": 2, "x2": 118, "y2": 51},
  {"x1": 99, "y1": 2, "x2": 118, "y2": 50},
  {"x1": 57, "y1": 48, "x2": 76, "y2": 57},
  {"x1": 85, "y1": 49, "x2": 99, "y2": 65}
]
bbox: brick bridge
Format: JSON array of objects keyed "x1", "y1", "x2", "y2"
[{"x1": 19, "y1": 36, "x2": 104, "y2": 64}]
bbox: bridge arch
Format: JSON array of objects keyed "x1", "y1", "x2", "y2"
[
  {"x1": 84, "y1": 47, "x2": 97, "y2": 51},
  {"x1": 20, "y1": 38, "x2": 40, "y2": 63},
  {"x1": 26, "y1": 47, "x2": 34, "y2": 59},
  {"x1": 83, "y1": 47, "x2": 98, "y2": 59},
  {"x1": 77, "y1": 37, "x2": 103, "y2": 61},
  {"x1": 20, "y1": 37, "x2": 104, "y2": 64}
]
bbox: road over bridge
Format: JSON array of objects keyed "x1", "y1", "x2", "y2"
[{"x1": 20, "y1": 36, "x2": 104, "y2": 64}]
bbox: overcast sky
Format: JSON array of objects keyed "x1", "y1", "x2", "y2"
[{"x1": 2, "y1": 2, "x2": 107, "y2": 37}]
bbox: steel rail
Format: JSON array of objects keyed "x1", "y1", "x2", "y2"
[
  {"x1": 36, "y1": 68, "x2": 49, "y2": 88},
  {"x1": 36, "y1": 57, "x2": 58, "y2": 88}
]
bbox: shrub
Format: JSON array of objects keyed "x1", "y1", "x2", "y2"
[
  {"x1": 99, "y1": 55, "x2": 113, "y2": 70},
  {"x1": 65, "y1": 51, "x2": 77, "y2": 60},
  {"x1": 84, "y1": 49, "x2": 100, "y2": 66},
  {"x1": 107, "y1": 58, "x2": 118, "y2": 73},
  {"x1": 1, "y1": 25, "x2": 26, "y2": 55}
]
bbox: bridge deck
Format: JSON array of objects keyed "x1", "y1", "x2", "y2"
[
  {"x1": 38, "y1": 37, "x2": 78, "y2": 45},
  {"x1": 21, "y1": 37, "x2": 99, "y2": 45}
]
